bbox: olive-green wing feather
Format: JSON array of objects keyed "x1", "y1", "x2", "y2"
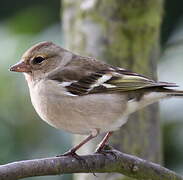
[{"x1": 62, "y1": 68, "x2": 178, "y2": 96}]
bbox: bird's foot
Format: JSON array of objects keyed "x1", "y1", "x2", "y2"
[
  {"x1": 57, "y1": 150, "x2": 94, "y2": 173},
  {"x1": 56, "y1": 150, "x2": 82, "y2": 161},
  {"x1": 95, "y1": 143, "x2": 113, "y2": 152},
  {"x1": 95, "y1": 144, "x2": 117, "y2": 159}
]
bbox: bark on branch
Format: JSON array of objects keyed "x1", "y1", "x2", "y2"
[{"x1": 0, "y1": 149, "x2": 182, "y2": 180}]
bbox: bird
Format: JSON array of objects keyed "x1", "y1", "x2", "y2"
[{"x1": 10, "y1": 41, "x2": 183, "y2": 156}]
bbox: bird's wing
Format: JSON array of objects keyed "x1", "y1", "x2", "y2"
[
  {"x1": 67, "y1": 70, "x2": 177, "y2": 95},
  {"x1": 50, "y1": 61, "x2": 177, "y2": 96},
  {"x1": 50, "y1": 57, "x2": 177, "y2": 96}
]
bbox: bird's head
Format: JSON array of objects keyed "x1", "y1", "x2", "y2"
[{"x1": 10, "y1": 41, "x2": 72, "y2": 81}]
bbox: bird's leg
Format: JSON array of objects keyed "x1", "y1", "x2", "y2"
[
  {"x1": 95, "y1": 131, "x2": 113, "y2": 153},
  {"x1": 62, "y1": 134, "x2": 95, "y2": 156},
  {"x1": 57, "y1": 129, "x2": 99, "y2": 158}
]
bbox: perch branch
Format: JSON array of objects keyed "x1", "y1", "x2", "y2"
[{"x1": 0, "y1": 149, "x2": 182, "y2": 180}]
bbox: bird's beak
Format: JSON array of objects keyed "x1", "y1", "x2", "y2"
[{"x1": 9, "y1": 61, "x2": 31, "y2": 73}]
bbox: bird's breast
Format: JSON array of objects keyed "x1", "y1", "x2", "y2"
[{"x1": 29, "y1": 80, "x2": 128, "y2": 135}]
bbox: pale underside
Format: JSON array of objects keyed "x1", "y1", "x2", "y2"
[{"x1": 28, "y1": 78, "x2": 168, "y2": 135}]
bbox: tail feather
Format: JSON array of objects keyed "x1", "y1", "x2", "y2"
[
  {"x1": 164, "y1": 89, "x2": 183, "y2": 96},
  {"x1": 153, "y1": 81, "x2": 183, "y2": 96},
  {"x1": 156, "y1": 81, "x2": 178, "y2": 88},
  {"x1": 126, "y1": 83, "x2": 183, "y2": 115}
]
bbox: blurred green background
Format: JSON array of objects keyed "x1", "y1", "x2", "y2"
[{"x1": 0, "y1": 0, "x2": 183, "y2": 179}]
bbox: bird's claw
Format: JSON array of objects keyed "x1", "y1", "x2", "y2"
[
  {"x1": 95, "y1": 144, "x2": 117, "y2": 159},
  {"x1": 95, "y1": 144, "x2": 113, "y2": 152},
  {"x1": 56, "y1": 150, "x2": 82, "y2": 161}
]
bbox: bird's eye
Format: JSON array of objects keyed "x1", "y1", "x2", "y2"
[{"x1": 32, "y1": 56, "x2": 45, "y2": 65}]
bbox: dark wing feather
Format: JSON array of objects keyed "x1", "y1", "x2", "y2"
[
  {"x1": 63, "y1": 68, "x2": 178, "y2": 96},
  {"x1": 48, "y1": 56, "x2": 178, "y2": 96}
]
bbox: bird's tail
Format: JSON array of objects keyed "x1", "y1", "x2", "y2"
[
  {"x1": 127, "y1": 83, "x2": 183, "y2": 114},
  {"x1": 150, "y1": 81, "x2": 183, "y2": 96},
  {"x1": 165, "y1": 89, "x2": 183, "y2": 96},
  {"x1": 155, "y1": 82, "x2": 183, "y2": 96}
]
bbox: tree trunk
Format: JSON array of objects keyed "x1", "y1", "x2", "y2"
[{"x1": 62, "y1": 0, "x2": 163, "y2": 179}]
